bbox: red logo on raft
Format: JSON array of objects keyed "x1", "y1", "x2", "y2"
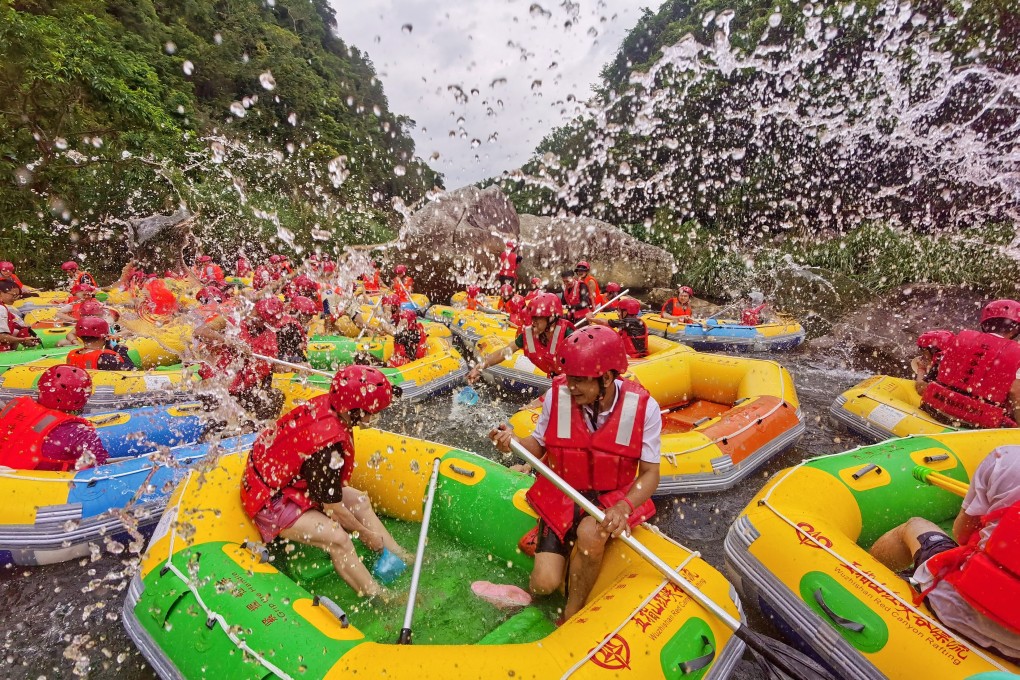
[
  {"x1": 795, "y1": 521, "x2": 833, "y2": 549},
  {"x1": 590, "y1": 634, "x2": 632, "y2": 670}
]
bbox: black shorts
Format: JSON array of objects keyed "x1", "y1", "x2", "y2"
[
  {"x1": 913, "y1": 531, "x2": 958, "y2": 571},
  {"x1": 535, "y1": 505, "x2": 589, "y2": 557}
]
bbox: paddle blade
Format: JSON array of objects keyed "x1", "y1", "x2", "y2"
[
  {"x1": 456, "y1": 385, "x2": 479, "y2": 406},
  {"x1": 742, "y1": 629, "x2": 839, "y2": 680}
]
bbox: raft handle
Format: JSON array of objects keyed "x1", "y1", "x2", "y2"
[
  {"x1": 677, "y1": 635, "x2": 716, "y2": 674},
  {"x1": 240, "y1": 540, "x2": 270, "y2": 564},
  {"x1": 449, "y1": 464, "x2": 476, "y2": 478},
  {"x1": 733, "y1": 397, "x2": 749, "y2": 406},
  {"x1": 313, "y1": 595, "x2": 350, "y2": 628},
  {"x1": 813, "y1": 588, "x2": 865, "y2": 632},
  {"x1": 923, "y1": 454, "x2": 950, "y2": 463},
  {"x1": 851, "y1": 464, "x2": 881, "y2": 481},
  {"x1": 693, "y1": 417, "x2": 712, "y2": 427}
]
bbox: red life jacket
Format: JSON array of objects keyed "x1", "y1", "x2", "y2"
[
  {"x1": 217, "y1": 323, "x2": 278, "y2": 394},
  {"x1": 498, "y1": 294, "x2": 527, "y2": 327},
  {"x1": 392, "y1": 276, "x2": 414, "y2": 303},
  {"x1": 0, "y1": 396, "x2": 92, "y2": 471},
  {"x1": 920, "y1": 499, "x2": 1020, "y2": 633},
  {"x1": 239, "y1": 394, "x2": 354, "y2": 518},
  {"x1": 70, "y1": 271, "x2": 97, "y2": 288},
  {"x1": 67, "y1": 347, "x2": 123, "y2": 370},
  {"x1": 252, "y1": 266, "x2": 273, "y2": 290},
  {"x1": 922, "y1": 330, "x2": 1020, "y2": 428},
  {"x1": 579, "y1": 274, "x2": 606, "y2": 306},
  {"x1": 236, "y1": 258, "x2": 252, "y2": 277},
  {"x1": 0, "y1": 304, "x2": 32, "y2": 351},
  {"x1": 562, "y1": 281, "x2": 581, "y2": 308},
  {"x1": 741, "y1": 303, "x2": 767, "y2": 326},
  {"x1": 662, "y1": 299, "x2": 692, "y2": 318},
  {"x1": 363, "y1": 271, "x2": 381, "y2": 292},
  {"x1": 388, "y1": 312, "x2": 428, "y2": 367},
  {"x1": 196, "y1": 264, "x2": 224, "y2": 283},
  {"x1": 465, "y1": 294, "x2": 479, "y2": 311},
  {"x1": 619, "y1": 320, "x2": 649, "y2": 359},
  {"x1": 498, "y1": 251, "x2": 519, "y2": 278},
  {"x1": 526, "y1": 377, "x2": 656, "y2": 540},
  {"x1": 520, "y1": 319, "x2": 572, "y2": 375}
]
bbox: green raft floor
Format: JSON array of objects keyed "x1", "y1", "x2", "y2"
[{"x1": 270, "y1": 517, "x2": 563, "y2": 646}]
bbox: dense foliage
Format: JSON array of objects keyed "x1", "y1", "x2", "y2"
[
  {"x1": 490, "y1": 0, "x2": 1020, "y2": 298},
  {"x1": 0, "y1": 0, "x2": 441, "y2": 286}
]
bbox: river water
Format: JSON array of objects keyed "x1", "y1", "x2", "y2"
[{"x1": 0, "y1": 344, "x2": 875, "y2": 679}]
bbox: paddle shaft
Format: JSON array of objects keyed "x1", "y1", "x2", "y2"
[
  {"x1": 507, "y1": 439, "x2": 834, "y2": 680},
  {"x1": 572, "y1": 289, "x2": 630, "y2": 329},
  {"x1": 356, "y1": 296, "x2": 385, "y2": 340},
  {"x1": 398, "y1": 457, "x2": 442, "y2": 644},
  {"x1": 914, "y1": 465, "x2": 970, "y2": 498},
  {"x1": 252, "y1": 353, "x2": 333, "y2": 378}
]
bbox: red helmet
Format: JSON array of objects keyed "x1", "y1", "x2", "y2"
[
  {"x1": 70, "y1": 283, "x2": 96, "y2": 296},
  {"x1": 196, "y1": 286, "x2": 225, "y2": 303},
  {"x1": 330, "y1": 365, "x2": 394, "y2": 414},
  {"x1": 61, "y1": 261, "x2": 79, "y2": 272},
  {"x1": 75, "y1": 316, "x2": 110, "y2": 339},
  {"x1": 396, "y1": 309, "x2": 418, "y2": 325},
  {"x1": 467, "y1": 285, "x2": 481, "y2": 296},
  {"x1": 575, "y1": 260, "x2": 590, "y2": 271},
  {"x1": 678, "y1": 285, "x2": 694, "y2": 296},
  {"x1": 605, "y1": 282, "x2": 621, "y2": 294},
  {"x1": 381, "y1": 294, "x2": 401, "y2": 308},
  {"x1": 268, "y1": 254, "x2": 283, "y2": 264},
  {"x1": 499, "y1": 283, "x2": 515, "y2": 297},
  {"x1": 980, "y1": 299, "x2": 1020, "y2": 325},
  {"x1": 254, "y1": 297, "x2": 285, "y2": 325},
  {"x1": 38, "y1": 365, "x2": 92, "y2": 412},
  {"x1": 530, "y1": 277, "x2": 542, "y2": 286},
  {"x1": 0, "y1": 262, "x2": 14, "y2": 272},
  {"x1": 77, "y1": 300, "x2": 105, "y2": 317},
  {"x1": 322, "y1": 261, "x2": 336, "y2": 273},
  {"x1": 529, "y1": 293, "x2": 562, "y2": 318},
  {"x1": 917, "y1": 330, "x2": 953, "y2": 350},
  {"x1": 395, "y1": 264, "x2": 408, "y2": 275},
  {"x1": 290, "y1": 295, "x2": 318, "y2": 315},
  {"x1": 291, "y1": 275, "x2": 318, "y2": 293},
  {"x1": 197, "y1": 255, "x2": 212, "y2": 263},
  {"x1": 506, "y1": 240, "x2": 516, "y2": 249},
  {"x1": 556, "y1": 326, "x2": 628, "y2": 377},
  {"x1": 618, "y1": 297, "x2": 641, "y2": 316}
]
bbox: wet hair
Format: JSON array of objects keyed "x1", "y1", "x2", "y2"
[
  {"x1": 0, "y1": 280, "x2": 20, "y2": 294},
  {"x1": 560, "y1": 270, "x2": 573, "y2": 278},
  {"x1": 981, "y1": 318, "x2": 1020, "y2": 337}
]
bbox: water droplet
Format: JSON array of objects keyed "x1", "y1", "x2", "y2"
[
  {"x1": 259, "y1": 71, "x2": 276, "y2": 90},
  {"x1": 229, "y1": 101, "x2": 246, "y2": 118},
  {"x1": 183, "y1": 60, "x2": 194, "y2": 76},
  {"x1": 470, "y1": 138, "x2": 481, "y2": 148},
  {"x1": 531, "y1": 80, "x2": 542, "y2": 90},
  {"x1": 768, "y1": 12, "x2": 782, "y2": 27},
  {"x1": 164, "y1": 41, "x2": 177, "y2": 54},
  {"x1": 328, "y1": 156, "x2": 349, "y2": 187},
  {"x1": 373, "y1": 105, "x2": 381, "y2": 116},
  {"x1": 393, "y1": 165, "x2": 406, "y2": 177},
  {"x1": 287, "y1": 112, "x2": 298, "y2": 125},
  {"x1": 401, "y1": 23, "x2": 413, "y2": 34},
  {"x1": 54, "y1": 138, "x2": 68, "y2": 150},
  {"x1": 529, "y1": 3, "x2": 551, "y2": 19},
  {"x1": 214, "y1": 32, "x2": 223, "y2": 44}
]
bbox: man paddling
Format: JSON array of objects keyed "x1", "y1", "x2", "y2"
[
  {"x1": 489, "y1": 326, "x2": 661, "y2": 620},
  {"x1": 467, "y1": 293, "x2": 573, "y2": 383}
]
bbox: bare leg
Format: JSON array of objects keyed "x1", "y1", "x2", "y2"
[
  {"x1": 563, "y1": 517, "x2": 609, "y2": 619},
  {"x1": 530, "y1": 551, "x2": 567, "y2": 597},
  {"x1": 341, "y1": 486, "x2": 413, "y2": 563},
  {"x1": 869, "y1": 517, "x2": 946, "y2": 571},
  {"x1": 279, "y1": 509, "x2": 381, "y2": 597}
]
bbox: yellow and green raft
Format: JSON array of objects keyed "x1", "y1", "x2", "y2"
[
  {"x1": 124, "y1": 429, "x2": 745, "y2": 679},
  {"x1": 725, "y1": 429, "x2": 1020, "y2": 679},
  {"x1": 830, "y1": 375, "x2": 957, "y2": 442}
]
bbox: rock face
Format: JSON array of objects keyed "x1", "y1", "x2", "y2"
[
  {"x1": 386, "y1": 185, "x2": 677, "y2": 300},
  {"x1": 389, "y1": 185, "x2": 519, "y2": 299},
  {"x1": 517, "y1": 215, "x2": 675, "y2": 291},
  {"x1": 812, "y1": 284, "x2": 989, "y2": 374}
]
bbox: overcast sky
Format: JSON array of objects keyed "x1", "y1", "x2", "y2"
[{"x1": 329, "y1": 0, "x2": 659, "y2": 189}]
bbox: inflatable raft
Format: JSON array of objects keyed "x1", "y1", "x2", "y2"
[
  {"x1": 724, "y1": 430, "x2": 1020, "y2": 679},
  {"x1": 830, "y1": 375, "x2": 958, "y2": 442},
  {"x1": 300, "y1": 335, "x2": 468, "y2": 403},
  {"x1": 643, "y1": 313, "x2": 806, "y2": 352},
  {"x1": 90, "y1": 402, "x2": 211, "y2": 458},
  {"x1": 509, "y1": 343, "x2": 804, "y2": 494},
  {"x1": 0, "y1": 434, "x2": 255, "y2": 567},
  {"x1": 123, "y1": 430, "x2": 745, "y2": 679},
  {"x1": 425, "y1": 304, "x2": 517, "y2": 345}
]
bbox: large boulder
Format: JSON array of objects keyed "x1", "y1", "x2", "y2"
[
  {"x1": 385, "y1": 185, "x2": 676, "y2": 300},
  {"x1": 517, "y1": 215, "x2": 675, "y2": 291},
  {"x1": 388, "y1": 185, "x2": 519, "y2": 299},
  {"x1": 811, "y1": 284, "x2": 988, "y2": 373}
]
